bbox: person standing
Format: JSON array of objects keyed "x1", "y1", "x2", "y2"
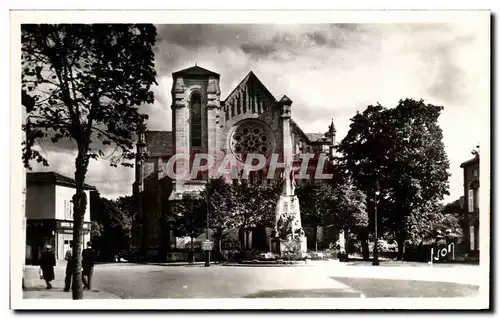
[
  {"x1": 63, "y1": 243, "x2": 74, "y2": 292},
  {"x1": 82, "y1": 241, "x2": 96, "y2": 290},
  {"x1": 39, "y1": 245, "x2": 56, "y2": 289}
]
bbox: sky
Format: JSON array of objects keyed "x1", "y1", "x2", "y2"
[{"x1": 29, "y1": 23, "x2": 489, "y2": 202}]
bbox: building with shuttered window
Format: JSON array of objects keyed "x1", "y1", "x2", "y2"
[
  {"x1": 460, "y1": 150, "x2": 480, "y2": 258},
  {"x1": 25, "y1": 172, "x2": 95, "y2": 264}
]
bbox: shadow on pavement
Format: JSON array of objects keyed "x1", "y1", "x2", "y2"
[
  {"x1": 244, "y1": 289, "x2": 362, "y2": 298},
  {"x1": 332, "y1": 277, "x2": 480, "y2": 298}
]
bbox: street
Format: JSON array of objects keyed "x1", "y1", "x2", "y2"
[{"x1": 24, "y1": 261, "x2": 481, "y2": 299}]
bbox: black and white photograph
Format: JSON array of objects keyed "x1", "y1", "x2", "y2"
[{"x1": 10, "y1": 9, "x2": 490, "y2": 310}]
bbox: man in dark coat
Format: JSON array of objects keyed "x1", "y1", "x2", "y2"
[
  {"x1": 63, "y1": 243, "x2": 74, "y2": 292},
  {"x1": 82, "y1": 241, "x2": 96, "y2": 290},
  {"x1": 39, "y1": 245, "x2": 56, "y2": 289}
]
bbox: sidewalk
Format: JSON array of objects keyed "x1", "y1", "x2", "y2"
[
  {"x1": 146, "y1": 259, "x2": 339, "y2": 267},
  {"x1": 141, "y1": 261, "x2": 219, "y2": 267},
  {"x1": 23, "y1": 265, "x2": 120, "y2": 299}
]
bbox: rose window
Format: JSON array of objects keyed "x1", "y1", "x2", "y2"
[{"x1": 230, "y1": 121, "x2": 275, "y2": 162}]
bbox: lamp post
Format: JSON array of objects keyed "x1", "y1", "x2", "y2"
[
  {"x1": 372, "y1": 182, "x2": 380, "y2": 266},
  {"x1": 204, "y1": 186, "x2": 211, "y2": 267}
]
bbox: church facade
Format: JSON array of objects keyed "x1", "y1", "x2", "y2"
[{"x1": 131, "y1": 65, "x2": 337, "y2": 258}]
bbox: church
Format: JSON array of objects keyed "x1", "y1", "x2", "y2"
[{"x1": 131, "y1": 65, "x2": 337, "y2": 259}]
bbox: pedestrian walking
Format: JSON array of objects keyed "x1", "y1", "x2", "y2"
[
  {"x1": 39, "y1": 245, "x2": 56, "y2": 289},
  {"x1": 82, "y1": 241, "x2": 96, "y2": 290},
  {"x1": 63, "y1": 243, "x2": 74, "y2": 292},
  {"x1": 188, "y1": 249, "x2": 194, "y2": 265}
]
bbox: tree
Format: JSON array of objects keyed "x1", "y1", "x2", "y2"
[
  {"x1": 115, "y1": 196, "x2": 135, "y2": 249},
  {"x1": 232, "y1": 180, "x2": 281, "y2": 249},
  {"x1": 295, "y1": 180, "x2": 336, "y2": 251},
  {"x1": 21, "y1": 24, "x2": 157, "y2": 299},
  {"x1": 442, "y1": 197, "x2": 465, "y2": 228},
  {"x1": 90, "y1": 221, "x2": 103, "y2": 239},
  {"x1": 386, "y1": 99, "x2": 450, "y2": 256},
  {"x1": 89, "y1": 194, "x2": 135, "y2": 261},
  {"x1": 333, "y1": 182, "x2": 369, "y2": 259},
  {"x1": 169, "y1": 193, "x2": 206, "y2": 262},
  {"x1": 204, "y1": 178, "x2": 239, "y2": 258},
  {"x1": 405, "y1": 202, "x2": 463, "y2": 246},
  {"x1": 337, "y1": 99, "x2": 450, "y2": 259}
]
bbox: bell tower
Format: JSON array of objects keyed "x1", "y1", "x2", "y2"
[
  {"x1": 326, "y1": 118, "x2": 336, "y2": 159},
  {"x1": 170, "y1": 65, "x2": 221, "y2": 196}
]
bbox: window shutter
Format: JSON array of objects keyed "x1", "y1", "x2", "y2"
[
  {"x1": 64, "y1": 200, "x2": 68, "y2": 220},
  {"x1": 469, "y1": 225, "x2": 475, "y2": 250},
  {"x1": 468, "y1": 189, "x2": 474, "y2": 213}
]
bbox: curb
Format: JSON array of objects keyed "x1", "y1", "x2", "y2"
[
  {"x1": 144, "y1": 262, "x2": 221, "y2": 267},
  {"x1": 222, "y1": 260, "x2": 341, "y2": 267},
  {"x1": 222, "y1": 263, "x2": 314, "y2": 267}
]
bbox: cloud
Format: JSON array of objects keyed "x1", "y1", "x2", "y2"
[
  {"x1": 140, "y1": 76, "x2": 172, "y2": 131},
  {"x1": 238, "y1": 24, "x2": 366, "y2": 61},
  {"x1": 240, "y1": 42, "x2": 276, "y2": 58},
  {"x1": 29, "y1": 148, "x2": 135, "y2": 200},
  {"x1": 368, "y1": 23, "x2": 482, "y2": 107},
  {"x1": 416, "y1": 35, "x2": 475, "y2": 103}
]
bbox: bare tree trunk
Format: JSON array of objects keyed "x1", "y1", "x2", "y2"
[
  {"x1": 313, "y1": 226, "x2": 318, "y2": 252},
  {"x1": 216, "y1": 229, "x2": 223, "y2": 262},
  {"x1": 360, "y1": 228, "x2": 370, "y2": 261},
  {"x1": 71, "y1": 148, "x2": 89, "y2": 300},
  {"x1": 190, "y1": 236, "x2": 195, "y2": 263},
  {"x1": 244, "y1": 230, "x2": 248, "y2": 250},
  {"x1": 396, "y1": 232, "x2": 406, "y2": 260}
]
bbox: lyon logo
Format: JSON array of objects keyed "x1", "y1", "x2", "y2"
[{"x1": 430, "y1": 243, "x2": 455, "y2": 263}]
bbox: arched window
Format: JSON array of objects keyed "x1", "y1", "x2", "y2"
[
  {"x1": 237, "y1": 96, "x2": 241, "y2": 115},
  {"x1": 190, "y1": 92, "x2": 202, "y2": 147}
]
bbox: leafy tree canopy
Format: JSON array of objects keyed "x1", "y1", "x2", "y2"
[
  {"x1": 90, "y1": 193, "x2": 135, "y2": 255},
  {"x1": 169, "y1": 193, "x2": 207, "y2": 239},
  {"x1": 232, "y1": 180, "x2": 282, "y2": 229},
  {"x1": 295, "y1": 180, "x2": 336, "y2": 229},
  {"x1": 205, "y1": 178, "x2": 239, "y2": 237},
  {"x1": 336, "y1": 98, "x2": 450, "y2": 246},
  {"x1": 22, "y1": 24, "x2": 157, "y2": 169}
]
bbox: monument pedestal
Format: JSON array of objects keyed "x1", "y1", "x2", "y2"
[
  {"x1": 279, "y1": 236, "x2": 307, "y2": 257},
  {"x1": 275, "y1": 192, "x2": 307, "y2": 256},
  {"x1": 273, "y1": 99, "x2": 309, "y2": 259}
]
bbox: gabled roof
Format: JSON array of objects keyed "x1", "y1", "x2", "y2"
[
  {"x1": 460, "y1": 155, "x2": 479, "y2": 168},
  {"x1": 306, "y1": 133, "x2": 330, "y2": 143},
  {"x1": 172, "y1": 65, "x2": 220, "y2": 78},
  {"x1": 146, "y1": 131, "x2": 173, "y2": 157},
  {"x1": 222, "y1": 71, "x2": 276, "y2": 103},
  {"x1": 290, "y1": 119, "x2": 310, "y2": 142},
  {"x1": 27, "y1": 172, "x2": 96, "y2": 190}
]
